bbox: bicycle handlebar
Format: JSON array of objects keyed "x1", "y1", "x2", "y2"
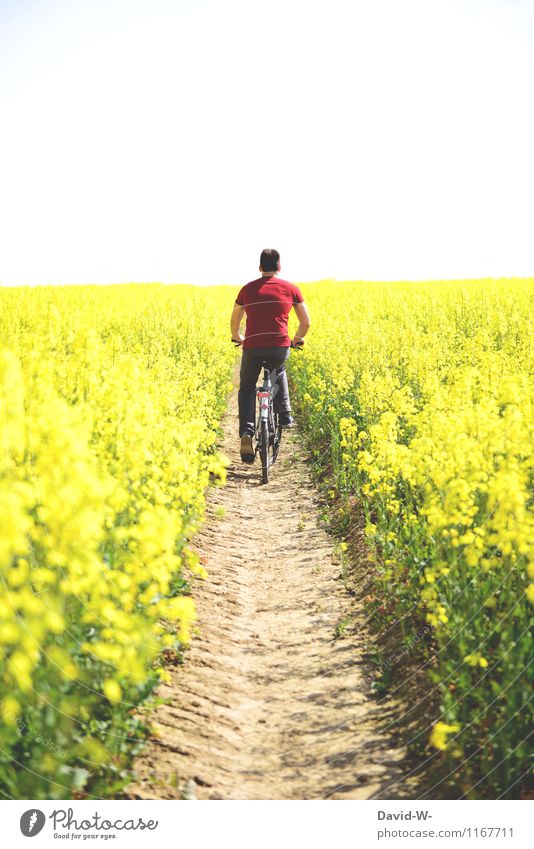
[{"x1": 231, "y1": 338, "x2": 304, "y2": 350}]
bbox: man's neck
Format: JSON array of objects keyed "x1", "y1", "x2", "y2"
[{"x1": 261, "y1": 272, "x2": 277, "y2": 278}]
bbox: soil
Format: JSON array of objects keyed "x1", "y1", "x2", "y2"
[{"x1": 125, "y1": 387, "x2": 410, "y2": 800}]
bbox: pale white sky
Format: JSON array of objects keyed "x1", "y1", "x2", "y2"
[{"x1": 0, "y1": 0, "x2": 533, "y2": 286}]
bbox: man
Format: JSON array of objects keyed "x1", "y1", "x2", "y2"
[{"x1": 231, "y1": 248, "x2": 311, "y2": 463}]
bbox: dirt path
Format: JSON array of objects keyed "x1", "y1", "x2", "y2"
[{"x1": 125, "y1": 387, "x2": 407, "y2": 800}]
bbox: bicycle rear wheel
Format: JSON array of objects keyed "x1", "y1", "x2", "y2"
[{"x1": 260, "y1": 419, "x2": 269, "y2": 484}]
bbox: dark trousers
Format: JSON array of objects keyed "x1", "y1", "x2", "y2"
[{"x1": 238, "y1": 346, "x2": 291, "y2": 436}]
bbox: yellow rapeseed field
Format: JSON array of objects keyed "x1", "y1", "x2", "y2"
[
  {"x1": 0, "y1": 283, "x2": 234, "y2": 798},
  {"x1": 1, "y1": 278, "x2": 532, "y2": 799},
  {"x1": 290, "y1": 278, "x2": 534, "y2": 798}
]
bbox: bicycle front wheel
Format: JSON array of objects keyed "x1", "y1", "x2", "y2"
[{"x1": 260, "y1": 418, "x2": 269, "y2": 484}]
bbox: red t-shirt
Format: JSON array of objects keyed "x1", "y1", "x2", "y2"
[{"x1": 235, "y1": 276, "x2": 304, "y2": 350}]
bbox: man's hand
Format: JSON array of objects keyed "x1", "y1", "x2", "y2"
[
  {"x1": 291, "y1": 337, "x2": 305, "y2": 349},
  {"x1": 232, "y1": 333, "x2": 245, "y2": 346}
]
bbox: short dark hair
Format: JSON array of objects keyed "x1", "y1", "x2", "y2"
[{"x1": 260, "y1": 248, "x2": 280, "y2": 272}]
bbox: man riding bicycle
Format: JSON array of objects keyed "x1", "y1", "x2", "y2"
[{"x1": 231, "y1": 248, "x2": 311, "y2": 464}]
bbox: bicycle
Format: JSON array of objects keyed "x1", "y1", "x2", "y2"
[{"x1": 233, "y1": 340, "x2": 303, "y2": 484}]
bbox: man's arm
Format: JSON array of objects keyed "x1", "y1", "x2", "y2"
[
  {"x1": 231, "y1": 302, "x2": 246, "y2": 342},
  {"x1": 292, "y1": 301, "x2": 311, "y2": 345}
]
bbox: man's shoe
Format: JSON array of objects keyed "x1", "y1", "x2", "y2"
[
  {"x1": 240, "y1": 434, "x2": 255, "y2": 464},
  {"x1": 278, "y1": 412, "x2": 295, "y2": 428}
]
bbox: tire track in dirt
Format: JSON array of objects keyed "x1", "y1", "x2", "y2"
[{"x1": 125, "y1": 386, "x2": 408, "y2": 799}]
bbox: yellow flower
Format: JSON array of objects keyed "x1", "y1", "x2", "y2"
[
  {"x1": 157, "y1": 667, "x2": 171, "y2": 684},
  {"x1": 7, "y1": 651, "x2": 34, "y2": 692},
  {"x1": 1, "y1": 696, "x2": 22, "y2": 724},
  {"x1": 102, "y1": 679, "x2": 122, "y2": 704},
  {"x1": 429, "y1": 722, "x2": 461, "y2": 751},
  {"x1": 464, "y1": 653, "x2": 488, "y2": 668}
]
